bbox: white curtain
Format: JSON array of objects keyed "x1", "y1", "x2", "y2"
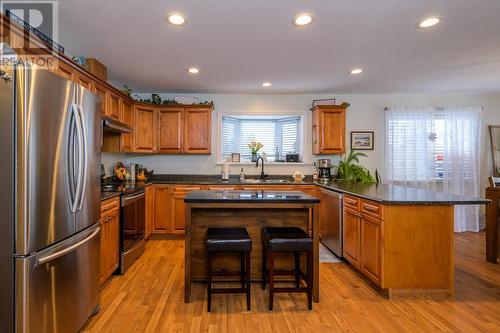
[
  {"x1": 441, "y1": 107, "x2": 482, "y2": 232},
  {"x1": 385, "y1": 106, "x2": 482, "y2": 232}
]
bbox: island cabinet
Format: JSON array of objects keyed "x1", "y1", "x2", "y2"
[
  {"x1": 311, "y1": 105, "x2": 346, "y2": 155},
  {"x1": 343, "y1": 195, "x2": 384, "y2": 286},
  {"x1": 100, "y1": 197, "x2": 120, "y2": 285},
  {"x1": 342, "y1": 194, "x2": 455, "y2": 297}
]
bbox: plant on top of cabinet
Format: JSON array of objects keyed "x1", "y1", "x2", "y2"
[{"x1": 336, "y1": 150, "x2": 375, "y2": 184}]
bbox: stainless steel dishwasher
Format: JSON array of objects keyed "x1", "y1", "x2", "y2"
[{"x1": 319, "y1": 188, "x2": 343, "y2": 257}]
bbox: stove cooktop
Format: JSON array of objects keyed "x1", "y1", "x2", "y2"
[{"x1": 101, "y1": 183, "x2": 144, "y2": 195}]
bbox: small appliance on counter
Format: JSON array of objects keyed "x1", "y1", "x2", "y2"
[
  {"x1": 317, "y1": 158, "x2": 332, "y2": 180},
  {"x1": 286, "y1": 154, "x2": 300, "y2": 162}
]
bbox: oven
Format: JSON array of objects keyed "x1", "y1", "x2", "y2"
[{"x1": 119, "y1": 190, "x2": 146, "y2": 274}]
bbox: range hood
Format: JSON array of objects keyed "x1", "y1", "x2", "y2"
[{"x1": 102, "y1": 115, "x2": 133, "y2": 134}]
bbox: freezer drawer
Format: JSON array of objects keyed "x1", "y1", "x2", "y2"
[{"x1": 15, "y1": 224, "x2": 100, "y2": 333}]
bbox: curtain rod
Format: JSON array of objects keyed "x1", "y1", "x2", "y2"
[{"x1": 384, "y1": 106, "x2": 484, "y2": 111}]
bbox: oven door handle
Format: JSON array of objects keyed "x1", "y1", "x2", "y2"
[{"x1": 122, "y1": 191, "x2": 145, "y2": 206}]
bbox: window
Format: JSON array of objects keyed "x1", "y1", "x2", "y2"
[{"x1": 220, "y1": 115, "x2": 303, "y2": 162}]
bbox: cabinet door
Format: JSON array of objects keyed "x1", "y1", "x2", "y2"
[
  {"x1": 107, "y1": 91, "x2": 121, "y2": 120},
  {"x1": 360, "y1": 215, "x2": 382, "y2": 285},
  {"x1": 313, "y1": 107, "x2": 346, "y2": 154},
  {"x1": 171, "y1": 186, "x2": 201, "y2": 233},
  {"x1": 240, "y1": 186, "x2": 296, "y2": 191},
  {"x1": 93, "y1": 82, "x2": 108, "y2": 115},
  {"x1": 153, "y1": 186, "x2": 170, "y2": 234},
  {"x1": 134, "y1": 106, "x2": 157, "y2": 153},
  {"x1": 57, "y1": 61, "x2": 74, "y2": 81},
  {"x1": 183, "y1": 108, "x2": 211, "y2": 154},
  {"x1": 158, "y1": 108, "x2": 182, "y2": 153},
  {"x1": 120, "y1": 100, "x2": 134, "y2": 152},
  {"x1": 76, "y1": 72, "x2": 93, "y2": 91},
  {"x1": 343, "y1": 208, "x2": 361, "y2": 267},
  {"x1": 100, "y1": 207, "x2": 119, "y2": 285},
  {"x1": 145, "y1": 185, "x2": 154, "y2": 239}
]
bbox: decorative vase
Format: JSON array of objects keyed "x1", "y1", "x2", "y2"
[{"x1": 251, "y1": 153, "x2": 258, "y2": 162}]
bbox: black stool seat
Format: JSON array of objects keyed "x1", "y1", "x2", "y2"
[
  {"x1": 205, "y1": 227, "x2": 252, "y2": 252},
  {"x1": 261, "y1": 227, "x2": 312, "y2": 252}
]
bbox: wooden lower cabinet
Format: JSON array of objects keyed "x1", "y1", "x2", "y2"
[
  {"x1": 145, "y1": 185, "x2": 154, "y2": 239},
  {"x1": 100, "y1": 197, "x2": 120, "y2": 285},
  {"x1": 360, "y1": 215, "x2": 382, "y2": 284},
  {"x1": 343, "y1": 207, "x2": 362, "y2": 267},
  {"x1": 153, "y1": 185, "x2": 170, "y2": 234},
  {"x1": 171, "y1": 186, "x2": 201, "y2": 233}
]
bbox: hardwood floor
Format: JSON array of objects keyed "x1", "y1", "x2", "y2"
[{"x1": 82, "y1": 232, "x2": 500, "y2": 333}]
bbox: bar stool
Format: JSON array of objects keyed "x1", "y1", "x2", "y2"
[
  {"x1": 205, "y1": 227, "x2": 252, "y2": 312},
  {"x1": 261, "y1": 227, "x2": 313, "y2": 311}
]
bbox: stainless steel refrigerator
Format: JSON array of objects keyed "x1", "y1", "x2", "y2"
[{"x1": 0, "y1": 56, "x2": 101, "y2": 332}]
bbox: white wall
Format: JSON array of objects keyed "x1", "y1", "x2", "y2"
[{"x1": 102, "y1": 92, "x2": 500, "y2": 192}]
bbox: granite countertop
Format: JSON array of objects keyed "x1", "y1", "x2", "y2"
[
  {"x1": 151, "y1": 174, "x2": 313, "y2": 185},
  {"x1": 315, "y1": 181, "x2": 490, "y2": 205},
  {"x1": 99, "y1": 175, "x2": 489, "y2": 205},
  {"x1": 100, "y1": 191, "x2": 121, "y2": 201},
  {"x1": 184, "y1": 190, "x2": 320, "y2": 204}
]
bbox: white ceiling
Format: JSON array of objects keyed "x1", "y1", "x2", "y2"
[{"x1": 58, "y1": 0, "x2": 500, "y2": 94}]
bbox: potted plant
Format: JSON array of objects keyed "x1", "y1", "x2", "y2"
[
  {"x1": 247, "y1": 140, "x2": 264, "y2": 162},
  {"x1": 336, "y1": 150, "x2": 376, "y2": 184}
]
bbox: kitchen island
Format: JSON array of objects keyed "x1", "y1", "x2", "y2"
[{"x1": 183, "y1": 190, "x2": 320, "y2": 303}]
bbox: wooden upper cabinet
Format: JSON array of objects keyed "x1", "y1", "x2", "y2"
[
  {"x1": 93, "y1": 82, "x2": 108, "y2": 115},
  {"x1": 158, "y1": 108, "x2": 183, "y2": 153},
  {"x1": 134, "y1": 106, "x2": 157, "y2": 153},
  {"x1": 57, "y1": 61, "x2": 75, "y2": 81},
  {"x1": 120, "y1": 99, "x2": 134, "y2": 152},
  {"x1": 312, "y1": 105, "x2": 346, "y2": 155},
  {"x1": 183, "y1": 107, "x2": 212, "y2": 154},
  {"x1": 76, "y1": 72, "x2": 93, "y2": 91},
  {"x1": 107, "y1": 91, "x2": 121, "y2": 120}
]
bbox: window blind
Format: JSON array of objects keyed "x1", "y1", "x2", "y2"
[{"x1": 221, "y1": 116, "x2": 302, "y2": 161}]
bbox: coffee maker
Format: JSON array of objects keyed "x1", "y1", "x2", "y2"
[{"x1": 317, "y1": 159, "x2": 332, "y2": 181}]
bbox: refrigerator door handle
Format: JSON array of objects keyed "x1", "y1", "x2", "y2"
[
  {"x1": 77, "y1": 103, "x2": 88, "y2": 211},
  {"x1": 71, "y1": 102, "x2": 84, "y2": 213},
  {"x1": 36, "y1": 226, "x2": 100, "y2": 265}
]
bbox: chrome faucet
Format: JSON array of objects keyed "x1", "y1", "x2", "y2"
[{"x1": 255, "y1": 157, "x2": 268, "y2": 179}]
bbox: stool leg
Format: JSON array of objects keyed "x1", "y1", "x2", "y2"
[
  {"x1": 268, "y1": 251, "x2": 275, "y2": 311},
  {"x1": 207, "y1": 252, "x2": 213, "y2": 312},
  {"x1": 262, "y1": 244, "x2": 267, "y2": 290},
  {"x1": 307, "y1": 249, "x2": 313, "y2": 310},
  {"x1": 246, "y1": 251, "x2": 251, "y2": 311},
  {"x1": 294, "y1": 252, "x2": 300, "y2": 288}
]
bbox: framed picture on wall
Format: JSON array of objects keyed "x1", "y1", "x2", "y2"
[{"x1": 351, "y1": 131, "x2": 374, "y2": 150}]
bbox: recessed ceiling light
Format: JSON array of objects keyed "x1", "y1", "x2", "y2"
[
  {"x1": 350, "y1": 68, "x2": 363, "y2": 75},
  {"x1": 293, "y1": 13, "x2": 315, "y2": 27},
  {"x1": 187, "y1": 67, "x2": 199, "y2": 74},
  {"x1": 416, "y1": 16, "x2": 441, "y2": 29},
  {"x1": 262, "y1": 82, "x2": 272, "y2": 87},
  {"x1": 166, "y1": 13, "x2": 187, "y2": 26}
]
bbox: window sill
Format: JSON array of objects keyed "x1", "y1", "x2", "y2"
[{"x1": 216, "y1": 162, "x2": 311, "y2": 166}]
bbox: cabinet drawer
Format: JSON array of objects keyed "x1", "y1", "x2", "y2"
[
  {"x1": 344, "y1": 195, "x2": 360, "y2": 211},
  {"x1": 361, "y1": 200, "x2": 383, "y2": 219},
  {"x1": 101, "y1": 197, "x2": 120, "y2": 215},
  {"x1": 173, "y1": 186, "x2": 201, "y2": 193}
]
